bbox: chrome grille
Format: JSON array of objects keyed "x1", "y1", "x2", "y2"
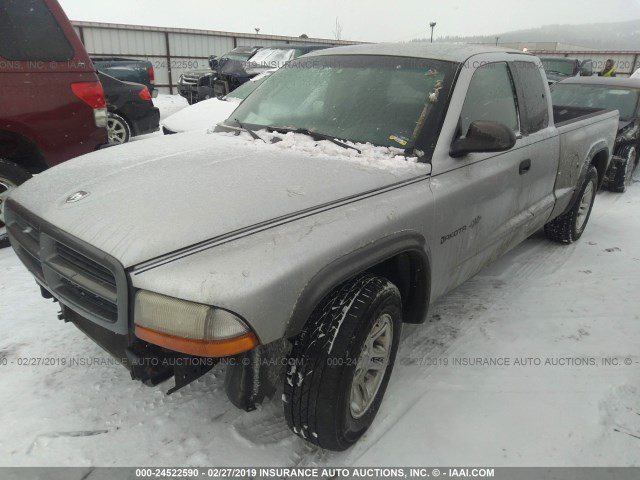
[
  {"x1": 5, "y1": 200, "x2": 128, "y2": 335},
  {"x1": 5, "y1": 210, "x2": 43, "y2": 282},
  {"x1": 56, "y1": 243, "x2": 116, "y2": 288},
  {"x1": 58, "y1": 276, "x2": 119, "y2": 319},
  {"x1": 45, "y1": 240, "x2": 118, "y2": 323},
  {"x1": 180, "y1": 74, "x2": 199, "y2": 85}
]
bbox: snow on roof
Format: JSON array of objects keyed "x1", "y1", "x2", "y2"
[{"x1": 302, "y1": 43, "x2": 525, "y2": 63}]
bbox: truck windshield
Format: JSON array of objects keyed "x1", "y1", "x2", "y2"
[
  {"x1": 225, "y1": 72, "x2": 273, "y2": 102},
  {"x1": 541, "y1": 59, "x2": 576, "y2": 76},
  {"x1": 552, "y1": 84, "x2": 639, "y2": 121},
  {"x1": 225, "y1": 55, "x2": 456, "y2": 149}
]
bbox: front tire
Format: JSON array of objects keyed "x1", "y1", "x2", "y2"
[
  {"x1": 107, "y1": 113, "x2": 131, "y2": 145},
  {"x1": 0, "y1": 158, "x2": 32, "y2": 228},
  {"x1": 544, "y1": 166, "x2": 598, "y2": 244},
  {"x1": 609, "y1": 145, "x2": 637, "y2": 193},
  {"x1": 283, "y1": 274, "x2": 402, "y2": 451}
]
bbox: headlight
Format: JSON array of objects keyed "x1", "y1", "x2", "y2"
[{"x1": 134, "y1": 290, "x2": 258, "y2": 357}]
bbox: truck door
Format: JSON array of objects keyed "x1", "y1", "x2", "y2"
[
  {"x1": 429, "y1": 61, "x2": 529, "y2": 297},
  {"x1": 509, "y1": 60, "x2": 559, "y2": 236}
]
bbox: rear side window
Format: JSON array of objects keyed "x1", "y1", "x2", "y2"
[
  {"x1": 460, "y1": 62, "x2": 519, "y2": 136},
  {"x1": 0, "y1": 0, "x2": 74, "y2": 61},
  {"x1": 511, "y1": 61, "x2": 550, "y2": 134}
]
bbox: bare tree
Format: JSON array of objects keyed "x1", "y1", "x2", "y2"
[{"x1": 333, "y1": 18, "x2": 343, "y2": 41}]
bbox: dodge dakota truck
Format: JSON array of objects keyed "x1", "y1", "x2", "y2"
[{"x1": 5, "y1": 44, "x2": 618, "y2": 451}]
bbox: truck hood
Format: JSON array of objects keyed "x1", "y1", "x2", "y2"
[{"x1": 10, "y1": 132, "x2": 428, "y2": 268}]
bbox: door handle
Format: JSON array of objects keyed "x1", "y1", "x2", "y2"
[{"x1": 519, "y1": 159, "x2": 531, "y2": 175}]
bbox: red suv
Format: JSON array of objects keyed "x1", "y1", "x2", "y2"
[{"x1": 0, "y1": 0, "x2": 108, "y2": 227}]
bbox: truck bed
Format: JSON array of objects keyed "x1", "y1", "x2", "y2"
[
  {"x1": 552, "y1": 105, "x2": 610, "y2": 127},
  {"x1": 550, "y1": 107, "x2": 619, "y2": 218}
]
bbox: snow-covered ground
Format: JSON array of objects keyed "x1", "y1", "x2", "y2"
[
  {"x1": 1, "y1": 182, "x2": 639, "y2": 467},
  {"x1": 155, "y1": 93, "x2": 190, "y2": 121},
  {"x1": 130, "y1": 94, "x2": 190, "y2": 142}
]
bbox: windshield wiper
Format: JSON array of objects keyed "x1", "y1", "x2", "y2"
[
  {"x1": 233, "y1": 118, "x2": 265, "y2": 143},
  {"x1": 268, "y1": 126, "x2": 362, "y2": 154}
]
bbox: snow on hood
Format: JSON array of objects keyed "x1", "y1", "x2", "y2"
[
  {"x1": 162, "y1": 98, "x2": 239, "y2": 133},
  {"x1": 10, "y1": 131, "x2": 428, "y2": 267},
  {"x1": 215, "y1": 129, "x2": 421, "y2": 170}
]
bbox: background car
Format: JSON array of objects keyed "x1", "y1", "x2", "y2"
[
  {"x1": 552, "y1": 76, "x2": 640, "y2": 191},
  {"x1": 99, "y1": 72, "x2": 160, "y2": 144},
  {"x1": 178, "y1": 46, "x2": 262, "y2": 104},
  {"x1": 93, "y1": 56, "x2": 157, "y2": 98},
  {"x1": 163, "y1": 70, "x2": 275, "y2": 134},
  {"x1": 0, "y1": 0, "x2": 107, "y2": 231},
  {"x1": 540, "y1": 56, "x2": 594, "y2": 84},
  {"x1": 211, "y1": 44, "x2": 331, "y2": 97}
]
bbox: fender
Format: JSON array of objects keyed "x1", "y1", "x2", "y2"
[
  {"x1": 285, "y1": 231, "x2": 431, "y2": 338},
  {"x1": 562, "y1": 141, "x2": 610, "y2": 217}
]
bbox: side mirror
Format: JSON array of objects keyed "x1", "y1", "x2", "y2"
[
  {"x1": 580, "y1": 60, "x2": 593, "y2": 76},
  {"x1": 208, "y1": 55, "x2": 219, "y2": 70},
  {"x1": 450, "y1": 120, "x2": 516, "y2": 158}
]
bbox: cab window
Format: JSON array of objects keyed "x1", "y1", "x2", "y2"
[{"x1": 460, "y1": 62, "x2": 519, "y2": 137}]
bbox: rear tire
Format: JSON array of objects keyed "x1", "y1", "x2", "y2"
[
  {"x1": 283, "y1": 274, "x2": 402, "y2": 451},
  {"x1": 609, "y1": 145, "x2": 637, "y2": 193},
  {"x1": 107, "y1": 113, "x2": 131, "y2": 145},
  {"x1": 544, "y1": 166, "x2": 598, "y2": 244},
  {"x1": 0, "y1": 158, "x2": 32, "y2": 229}
]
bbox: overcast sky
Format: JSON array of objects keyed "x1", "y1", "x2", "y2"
[{"x1": 57, "y1": 0, "x2": 640, "y2": 42}]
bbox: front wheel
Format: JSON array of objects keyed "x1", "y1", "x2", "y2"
[
  {"x1": 544, "y1": 166, "x2": 598, "y2": 244},
  {"x1": 609, "y1": 145, "x2": 637, "y2": 193},
  {"x1": 107, "y1": 113, "x2": 131, "y2": 145},
  {"x1": 0, "y1": 158, "x2": 32, "y2": 228},
  {"x1": 283, "y1": 274, "x2": 402, "y2": 451}
]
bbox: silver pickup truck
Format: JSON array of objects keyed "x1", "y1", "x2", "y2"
[{"x1": 5, "y1": 44, "x2": 618, "y2": 451}]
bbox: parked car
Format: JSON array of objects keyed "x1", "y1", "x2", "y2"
[
  {"x1": 211, "y1": 44, "x2": 331, "y2": 97},
  {"x1": 163, "y1": 70, "x2": 275, "y2": 134},
  {"x1": 99, "y1": 73, "x2": 160, "y2": 144},
  {"x1": 5, "y1": 44, "x2": 618, "y2": 451},
  {"x1": 540, "y1": 56, "x2": 594, "y2": 84},
  {"x1": 552, "y1": 76, "x2": 640, "y2": 192},
  {"x1": 92, "y1": 57, "x2": 157, "y2": 98},
  {"x1": 178, "y1": 46, "x2": 262, "y2": 104},
  {"x1": 0, "y1": 0, "x2": 107, "y2": 229}
]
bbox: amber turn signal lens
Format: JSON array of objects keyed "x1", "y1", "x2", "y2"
[{"x1": 135, "y1": 325, "x2": 258, "y2": 357}]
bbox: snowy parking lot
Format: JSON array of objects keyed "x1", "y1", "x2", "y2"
[{"x1": 1, "y1": 170, "x2": 639, "y2": 467}]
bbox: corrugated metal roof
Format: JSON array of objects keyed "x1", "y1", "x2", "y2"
[{"x1": 71, "y1": 21, "x2": 362, "y2": 45}]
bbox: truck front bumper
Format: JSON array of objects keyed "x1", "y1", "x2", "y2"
[
  {"x1": 177, "y1": 82, "x2": 199, "y2": 102},
  {"x1": 62, "y1": 305, "x2": 218, "y2": 391},
  {"x1": 4, "y1": 199, "x2": 264, "y2": 397}
]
